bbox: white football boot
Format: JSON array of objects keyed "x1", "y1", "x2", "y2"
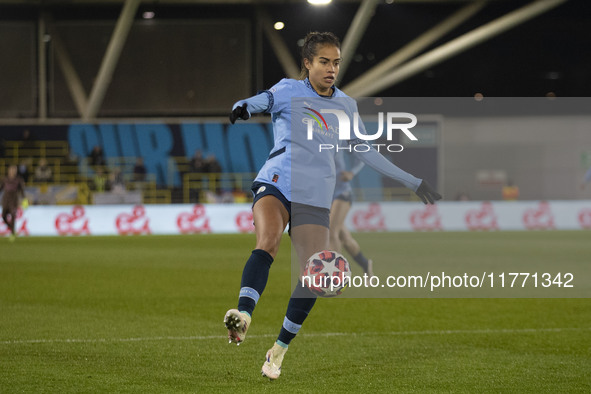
[
  {"x1": 261, "y1": 343, "x2": 287, "y2": 380},
  {"x1": 223, "y1": 309, "x2": 251, "y2": 345}
]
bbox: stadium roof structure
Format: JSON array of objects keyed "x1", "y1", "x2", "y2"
[{"x1": 0, "y1": 0, "x2": 588, "y2": 119}]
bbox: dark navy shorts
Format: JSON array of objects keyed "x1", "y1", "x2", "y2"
[
  {"x1": 252, "y1": 181, "x2": 291, "y2": 216},
  {"x1": 251, "y1": 182, "x2": 330, "y2": 229},
  {"x1": 333, "y1": 191, "x2": 353, "y2": 204}
]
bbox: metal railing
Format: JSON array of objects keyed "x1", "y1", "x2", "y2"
[
  {"x1": 182, "y1": 172, "x2": 256, "y2": 204},
  {"x1": 2, "y1": 140, "x2": 69, "y2": 163},
  {"x1": 1, "y1": 142, "x2": 417, "y2": 204}
]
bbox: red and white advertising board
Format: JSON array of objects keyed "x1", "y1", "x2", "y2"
[
  {"x1": 347, "y1": 200, "x2": 591, "y2": 232},
  {"x1": 2, "y1": 201, "x2": 590, "y2": 237}
]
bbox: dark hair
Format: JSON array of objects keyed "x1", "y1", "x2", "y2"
[{"x1": 299, "y1": 32, "x2": 341, "y2": 79}]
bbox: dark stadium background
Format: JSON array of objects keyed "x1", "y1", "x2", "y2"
[{"x1": 0, "y1": 0, "x2": 589, "y2": 120}]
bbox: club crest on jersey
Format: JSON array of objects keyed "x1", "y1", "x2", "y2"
[{"x1": 272, "y1": 174, "x2": 279, "y2": 183}]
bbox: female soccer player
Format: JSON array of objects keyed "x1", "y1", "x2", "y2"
[
  {"x1": 1, "y1": 165, "x2": 26, "y2": 242},
  {"x1": 329, "y1": 151, "x2": 374, "y2": 277},
  {"x1": 224, "y1": 31, "x2": 440, "y2": 380}
]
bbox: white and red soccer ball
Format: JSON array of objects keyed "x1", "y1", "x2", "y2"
[{"x1": 303, "y1": 250, "x2": 351, "y2": 297}]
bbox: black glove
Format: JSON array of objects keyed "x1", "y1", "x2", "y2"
[
  {"x1": 229, "y1": 103, "x2": 250, "y2": 124},
  {"x1": 415, "y1": 180, "x2": 442, "y2": 204}
]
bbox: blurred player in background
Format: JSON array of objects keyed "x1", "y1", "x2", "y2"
[
  {"x1": 224, "y1": 31, "x2": 441, "y2": 380},
  {"x1": 329, "y1": 151, "x2": 374, "y2": 277},
  {"x1": 1, "y1": 165, "x2": 26, "y2": 242},
  {"x1": 581, "y1": 165, "x2": 591, "y2": 190}
]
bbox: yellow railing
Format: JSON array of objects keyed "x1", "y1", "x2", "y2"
[
  {"x1": 182, "y1": 172, "x2": 256, "y2": 204},
  {"x1": 19, "y1": 181, "x2": 91, "y2": 205},
  {"x1": 3, "y1": 140, "x2": 69, "y2": 163},
  {"x1": 1, "y1": 143, "x2": 419, "y2": 204},
  {"x1": 142, "y1": 188, "x2": 172, "y2": 204}
]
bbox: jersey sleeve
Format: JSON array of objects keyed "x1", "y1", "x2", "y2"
[
  {"x1": 265, "y1": 78, "x2": 295, "y2": 114},
  {"x1": 232, "y1": 93, "x2": 271, "y2": 115},
  {"x1": 231, "y1": 78, "x2": 295, "y2": 115},
  {"x1": 346, "y1": 100, "x2": 421, "y2": 191},
  {"x1": 355, "y1": 148, "x2": 421, "y2": 191}
]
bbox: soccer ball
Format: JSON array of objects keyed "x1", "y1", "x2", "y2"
[{"x1": 303, "y1": 250, "x2": 351, "y2": 297}]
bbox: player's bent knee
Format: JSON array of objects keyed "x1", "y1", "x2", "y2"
[{"x1": 255, "y1": 233, "x2": 283, "y2": 257}]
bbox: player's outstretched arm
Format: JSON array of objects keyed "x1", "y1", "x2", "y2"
[
  {"x1": 354, "y1": 145, "x2": 442, "y2": 204},
  {"x1": 229, "y1": 92, "x2": 271, "y2": 124}
]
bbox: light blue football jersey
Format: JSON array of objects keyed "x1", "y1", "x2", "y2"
[
  {"x1": 240, "y1": 78, "x2": 422, "y2": 209},
  {"x1": 254, "y1": 78, "x2": 354, "y2": 209}
]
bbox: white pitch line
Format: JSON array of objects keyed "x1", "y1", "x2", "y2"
[{"x1": 1, "y1": 327, "x2": 588, "y2": 345}]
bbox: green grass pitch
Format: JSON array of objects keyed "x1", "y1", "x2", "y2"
[{"x1": 1, "y1": 232, "x2": 589, "y2": 393}]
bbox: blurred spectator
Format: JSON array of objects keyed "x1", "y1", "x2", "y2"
[
  {"x1": 20, "y1": 129, "x2": 35, "y2": 151},
  {"x1": 133, "y1": 157, "x2": 147, "y2": 182},
  {"x1": 232, "y1": 189, "x2": 248, "y2": 203},
  {"x1": 204, "y1": 154, "x2": 222, "y2": 173},
  {"x1": 190, "y1": 150, "x2": 207, "y2": 173},
  {"x1": 92, "y1": 168, "x2": 108, "y2": 192},
  {"x1": 108, "y1": 167, "x2": 126, "y2": 193},
  {"x1": 1, "y1": 164, "x2": 25, "y2": 240},
  {"x1": 502, "y1": 180, "x2": 520, "y2": 201},
  {"x1": 455, "y1": 191, "x2": 470, "y2": 201},
  {"x1": 62, "y1": 143, "x2": 79, "y2": 170},
  {"x1": 89, "y1": 145, "x2": 106, "y2": 170},
  {"x1": 219, "y1": 190, "x2": 235, "y2": 203},
  {"x1": 34, "y1": 158, "x2": 53, "y2": 183},
  {"x1": 18, "y1": 158, "x2": 32, "y2": 183},
  {"x1": 203, "y1": 190, "x2": 219, "y2": 203}
]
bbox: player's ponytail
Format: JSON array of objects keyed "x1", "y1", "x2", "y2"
[{"x1": 299, "y1": 31, "x2": 341, "y2": 80}]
